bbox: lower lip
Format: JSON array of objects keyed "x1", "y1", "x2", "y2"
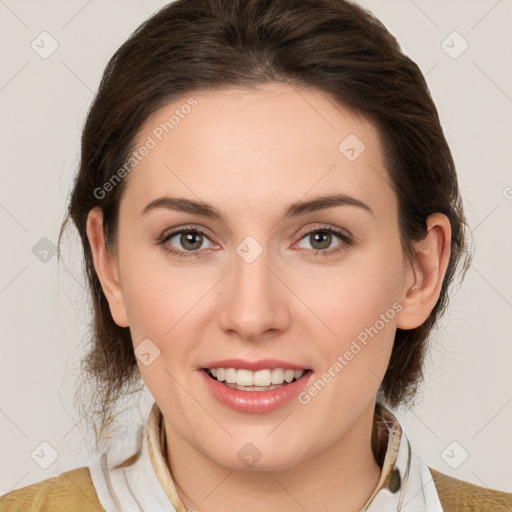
[{"x1": 200, "y1": 369, "x2": 312, "y2": 413}]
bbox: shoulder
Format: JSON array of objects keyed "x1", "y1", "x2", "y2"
[
  {"x1": 429, "y1": 466, "x2": 512, "y2": 511},
  {"x1": 0, "y1": 467, "x2": 104, "y2": 512}
]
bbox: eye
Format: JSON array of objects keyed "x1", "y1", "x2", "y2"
[
  {"x1": 158, "y1": 226, "x2": 216, "y2": 258},
  {"x1": 294, "y1": 226, "x2": 352, "y2": 256},
  {"x1": 157, "y1": 224, "x2": 353, "y2": 259}
]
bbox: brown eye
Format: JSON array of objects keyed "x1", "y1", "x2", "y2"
[
  {"x1": 159, "y1": 226, "x2": 215, "y2": 258},
  {"x1": 309, "y1": 230, "x2": 333, "y2": 250},
  {"x1": 295, "y1": 227, "x2": 352, "y2": 256},
  {"x1": 178, "y1": 230, "x2": 204, "y2": 251}
]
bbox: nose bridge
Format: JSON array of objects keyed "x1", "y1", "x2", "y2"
[{"x1": 219, "y1": 240, "x2": 289, "y2": 339}]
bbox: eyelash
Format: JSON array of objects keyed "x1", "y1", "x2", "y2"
[{"x1": 157, "y1": 224, "x2": 353, "y2": 259}]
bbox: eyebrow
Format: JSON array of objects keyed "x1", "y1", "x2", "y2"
[{"x1": 141, "y1": 193, "x2": 373, "y2": 220}]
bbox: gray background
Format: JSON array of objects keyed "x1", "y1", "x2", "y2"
[{"x1": 1, "y1": 0, "x2": 511, "y2": 495}]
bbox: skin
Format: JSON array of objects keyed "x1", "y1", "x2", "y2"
[{"x1": 87, "y1": 82, "x2": 451, "y2": 512}]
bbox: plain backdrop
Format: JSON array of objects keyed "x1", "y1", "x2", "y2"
[{"x1": 1, "y1": 0, "x2": 511, "y2": 495}]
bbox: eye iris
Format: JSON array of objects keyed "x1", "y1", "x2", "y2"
[
  {"x1": 181, "y1": 231, "x2": 203, "y2": 250},
  {"x1": 174, "y1": 230, "x2": 338, "y2": 252},
  {"x1": 311, "y1": 231, "x2": 331, "y2": 250}
]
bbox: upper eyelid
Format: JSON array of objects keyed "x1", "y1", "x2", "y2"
[
  {"x1": 161, "y1": 225, "x2": 215, "y2": 244},
  {"x1": 161, "y1": 224, "x2": 351, "y2": 248},
  {"x1": 293, "y1": 226, "x2": 351, "y2": 249}
]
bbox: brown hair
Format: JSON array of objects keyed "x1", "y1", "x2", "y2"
[{"x1": 59, "y1": 0, "x2": 472, "y2": 446}]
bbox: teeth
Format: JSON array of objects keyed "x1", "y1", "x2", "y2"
[
  {"x1": 225, "y1": 382, "x2": 282, "y2": 392},
  {"x1": 271, "y1": 368, "x2": 284, "y2": 384},
  {"x1": 225, "y1": 368, "x2": 237, "y2": 384},
  {"x1": 284, "y1": 369, "x2": 295, "y2": 383},
  {"x1": 239, "y1": 369, "x2": 256, "y2": 386},
  {"x1": 207, "y1": 367, "x2": 305, "y2": 387}
]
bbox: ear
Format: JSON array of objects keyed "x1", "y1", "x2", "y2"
[
  {"x1": 396, "y1": 213, "x2": 452, "y2": 330},
  {"x1": 86, "y1": 207, "x2": 129, "y2": 328}
]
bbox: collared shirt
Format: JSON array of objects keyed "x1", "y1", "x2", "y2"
[{"x1": 88, "y1": 401, "x2": 444, "y2": 511}]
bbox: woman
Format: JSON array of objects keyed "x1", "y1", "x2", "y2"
[{"x1": 1, "y1": 0, "x2": 511, "y2": 510}]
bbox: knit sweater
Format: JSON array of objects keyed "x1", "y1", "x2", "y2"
[{"x1": 2, "y1": 403, "x2": 511, "y2": 511}]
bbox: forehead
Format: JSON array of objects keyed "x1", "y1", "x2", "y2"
[{"x1": 123, "y1": 82, "x2": 394, "y2": 219}]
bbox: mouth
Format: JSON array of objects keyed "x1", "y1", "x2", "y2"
[
  {"x1": 200, "y1": 364, "x2": 314, "y2": 413},
  {"x1": 202, "y1": 367, "x2": 312, "y2": 392}
]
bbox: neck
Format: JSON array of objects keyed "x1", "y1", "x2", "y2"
[{"x1": 164, "y1": 402, "x2": 383, "y2": 512}]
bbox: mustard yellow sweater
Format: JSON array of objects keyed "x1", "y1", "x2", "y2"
[{"x1": 1, "y1": 466, "x2": 512, "y2": 511}]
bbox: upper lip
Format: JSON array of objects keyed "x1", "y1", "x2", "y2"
[{"x1": 202, "y1": 358, "x2": 309, "y2": 371}]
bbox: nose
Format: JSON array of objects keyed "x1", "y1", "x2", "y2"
[{"x1": 217, "y1": 246, "x2": 291, "y2": 341}]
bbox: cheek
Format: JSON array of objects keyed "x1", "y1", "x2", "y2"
[
  {"x1": 122, "y1": 273, "x2": 170, "y2": 341},
  {"x1": 295, "y1": 252, "x2": 402, "y2": 342},
  {"x1": 301, "y1": 281, "x2": 399, "y2": 418},
  {"x1": 119, "y1": 253, "x2": 217, "y2": 382},
  {"x1": 118, "y1": 238, "x2": 196, "y2": 338},
  {"x1": 293, "y1": 243, "x2": 403, "y2": 392}
]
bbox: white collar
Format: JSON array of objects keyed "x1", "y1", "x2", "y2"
[{"x1": 88, "y1": 402, "x2": 443, "y2": 512}]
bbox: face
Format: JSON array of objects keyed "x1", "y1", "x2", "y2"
[{"x1": 92, "y1": 82, "x2": 421, "y2": 471}]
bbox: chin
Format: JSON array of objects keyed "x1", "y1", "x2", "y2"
[{"x1": 205, "y1": 439, "x2": 308, "y2": 472}]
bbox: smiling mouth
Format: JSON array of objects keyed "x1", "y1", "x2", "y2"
[{"x1": 203, "y1": 367, "x2": 312, "y2": 392}]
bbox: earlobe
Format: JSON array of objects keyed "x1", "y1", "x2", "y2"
[
  {"x1": 396, "y1": 213, "x2": 452, "y2": 330},
  {"x1": 86, "y1": 207, "x2": 129, "y2": 328}
]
